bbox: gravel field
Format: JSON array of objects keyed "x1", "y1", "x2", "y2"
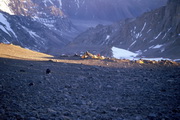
[{"x1": 0, "y1": 56, "x2": 180, "y2": 120}]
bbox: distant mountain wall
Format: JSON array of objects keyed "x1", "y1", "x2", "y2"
[
  {"x1": 0, "y1": 0, "x2": 169, "y2": 55},
  {"x1": 0, "y1": 0, "x2": 78, "y2": 54},
  {"x1": 0, "y1": 11, "x2": 70, "y2": 53},
  {"x1": 63, "y1": 0, "x2": 180, "y2": 59},
  {"x1": 61, "y1": 0, "x2": 167, "y2": 21}
]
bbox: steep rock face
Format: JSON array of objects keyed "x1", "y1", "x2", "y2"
[
  {"x1": 0, "y1": 0, "x2": 78, "y2": 54},
  {"x1": 64, "y1": 0, "x2": 180, "y2": 59},
  {"x1": 0, "y1": 0, "x2": 69, "y2": 29},
  {"x1": 0, "y1": 0, "x2": 168, "y2": 55},
  {"x1": 62, "y1": 0, "x2": 167, "y2": 21},
  {"x1": 0, "y1": 11, "x2": 68, "y2": 53}
]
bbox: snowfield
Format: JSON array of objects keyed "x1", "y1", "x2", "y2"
[
  {"x1": 0, "y1": 0, "x2": 14, "y2": 15},
  {"x1": 112, "y1": 46, "x2": 138, "y2": 59},
  {"x1": 112, "y1": 46, "x2": 173, "y2": 61}
]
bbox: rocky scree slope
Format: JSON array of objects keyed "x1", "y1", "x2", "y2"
[
  {"x1": 0, "y1": 43, "x2": 180, "y2": 120},
  {"x1": 64, "y1": 0, "x2": 180, "y2": 59}
]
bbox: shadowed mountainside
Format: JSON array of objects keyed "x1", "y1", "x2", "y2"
[
  {"x1": 0, "y1": 0, "x2": 168, "y2": 55},
  {"x1": 61, "y1": 0, "x2": 180, "y2": 59}
]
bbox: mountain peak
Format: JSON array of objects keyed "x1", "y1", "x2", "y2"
[
  {"x1": 0, "y1": 0, "x2": 14, "y2": 15},
  {"x1": 0, "y1": 0, "x2": 66, "y2": 18}
]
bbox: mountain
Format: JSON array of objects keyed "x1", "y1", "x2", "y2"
[
  {"x1": 0, "y1": 0, "x2": 78, "y2": 54},
  {"x1": 0, "y1": 11, "x2": 72, "y2": 54},
  {"x1": 0, "y1": 0, "x2": 167, "y2": 55},
  {"x1": 62, "y1": 0, "x2": 180, "y2": 59},
  {"x1": 62, "y1": 0, "x2": 167, "y2": 21}
]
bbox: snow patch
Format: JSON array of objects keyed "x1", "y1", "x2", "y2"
[
  {"x1": 161, "y1": 48, "x2": 165, "y2": 52},
  {"x1": 0, "y1": 0, "x2": 14, "y2": 15},
  {"x1": 174, "y1": 59, "x2": 180, "y2": 62},
  {"x1": 2, "y1": 39, "x2": 10, "y2": 44},
  {"x1": 140, "y1": 22, "x2": 146, "y2": 33},
  {"x1": 147, "y1": 29, "x2": 151, "y2": 33},
  {"x1": 75, "y1": 0, "x2": 80, "y2": 8},
  {"x1": 48, "y1": 0, "x2": 53, "y2": 4},
  {"x1": 0, "y1": 13, "x2": 17, "y2": 37},
  {"x1": 42, "y1": 0, "x2": 54, "y2": 6},
  {"x1": 22, "y1": 26, "x2": 45, "y2": 45},
  {"x1": 141, "y1": 58, "x2": 171, "y2": 61},
  {"x1": 112, "y1": 47, "x2": 138, "y2": 59},
  {"x1": 154, "y1": 32, "x2": 162, "y2": 39},
  {"x1": 33, "y1": 18, "x2": 55, "y2": 28},
  {"x1": 149, "y1": 45, "x2": 163, "y2": 49},
  {"x1": 162, "y1": 33, "x2": 167, "y2": 39},
  {"x1": 144, "y1": 49, "x2": 147, "y2": 52},
  {"x1": 58, "y1": 0, "x2": 62, "y2": 9},
  {"x1": 105, "y1": 35, "x2": 110, "y2": 40},
  {"x1": 135, "y1": 50, "x2": 142, "y2": 55},
  {"x1": 22, "y1": 26, "x2": 40, "y2": 38},
  {"x1": 129, "y1": 41, "x2": 136, "y2": 48},
  {"x1": 162, "y1": 28, "x2": 172, "y2": 39},
  {"x1": 153, "y1": 44, "x2": 163, "y2": 49},
  {"x1": 135, "y1": 33, "x2": 140, "y2": 39},
  {"x1": 101, "y1": 35, "x2": 110, "y2": 45},
  {"x1": 133, "y1": 22, "x2": 146, "y2": 39},
  {"x1": 112, "y1": 47, "x2": 173, "y2": 61}
]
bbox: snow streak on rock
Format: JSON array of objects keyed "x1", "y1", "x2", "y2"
[
  {"x1": 0, "y1": 13, "x2": 17, "y2": 37},
  {"x1": 0, "y1": 0, "x2": 14, "y2": 15}
]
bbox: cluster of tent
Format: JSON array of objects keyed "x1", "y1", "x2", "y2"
[{"x1": 81, "y1": 51, "x2": 106, "y2": 60}]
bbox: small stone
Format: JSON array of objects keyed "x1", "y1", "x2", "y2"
[
  {"x1": 20, "y1": 70, "x2": 25, "y2": 72},
  {"x1": 29, "y1": 82, "x2": 34, "y2": 86},
  {"x1": 63, "y1": 112, "x2": 72, "y2": 117},
  {"x1": 48, "y1": 59, "x2": 54, "y2": 62},
  {"x1": 160, "y1": 89, "x2": 166, "y2": 92},
  {"x1": 46, "y1": 69, "x2": 51, "y2": 74}
]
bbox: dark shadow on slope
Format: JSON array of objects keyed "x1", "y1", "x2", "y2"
[{"x1": 0, "y1": 57, "x2": 180, "y2": 120}]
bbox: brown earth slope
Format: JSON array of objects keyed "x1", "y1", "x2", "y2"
[
  {"x1": 0, "y1": 43, "x2": 180, "y2": 120},
  {"x1": 0, "y1": 43, "x2": 53, "y2": 61}
]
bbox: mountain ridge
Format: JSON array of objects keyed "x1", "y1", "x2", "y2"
[
  {"x1": 61, "y1": 0, "x2": 180, "y2": 59},
  {"x1": 0, "y1": 0, "x2": 170, "y2": 56}
]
